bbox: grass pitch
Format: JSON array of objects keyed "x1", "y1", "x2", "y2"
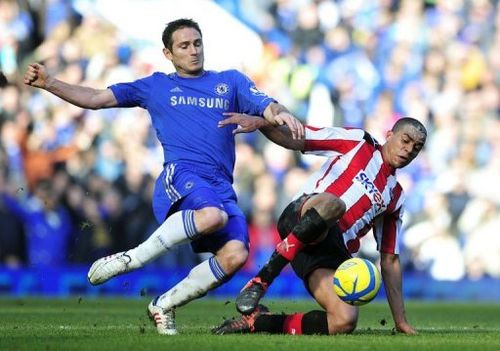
[{"x1": 1, "y1": 297, "x2": 499, "y2": 351}]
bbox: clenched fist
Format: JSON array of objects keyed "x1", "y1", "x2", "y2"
[{"x1": 24, "y1": 63, "x2": 50, "y2": 89}]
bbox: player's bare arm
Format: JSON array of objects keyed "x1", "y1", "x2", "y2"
[
  {"x1": 218, "y1": 113, "x2": 304, "y2": 151},
  {"x1": 24, "y1": 63, "x2": 117, "y2": 109},
  {"x1": 380, "y1": 252, "x2": 417, "y2": 335},
  {"x1": 262, "y1": 102, "x2": 304, "y2": 140},
  {"x1": 219, "y1": 112, "x2": 267, "y2": 133}
]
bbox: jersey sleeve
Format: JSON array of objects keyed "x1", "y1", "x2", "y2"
[
  {"x1": 1, "y1": 193, "x2": 28, "y2": 221},
  {"x1": 108, "y1": 75, "x2": 154, "y2": 108},
  {"x1": 303, "y1": 126, "x2": 365, "y2": 157},
  {"x1": 372, "y1": 185, "x2": 405, "y2": 254},
  {"x1": 231, "y1": 70, "x2": 276, "y2": 116}
]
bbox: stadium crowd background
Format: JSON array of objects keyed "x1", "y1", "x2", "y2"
[{"x1": 0, "y1": 0, "x2": 499, "y2": 286}]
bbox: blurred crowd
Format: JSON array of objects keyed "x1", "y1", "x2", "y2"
[{"x1": 0, "y1": 0, "x2": 499, "y2": 282}]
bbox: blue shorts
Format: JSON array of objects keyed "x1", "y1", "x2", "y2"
[{"x1": 152, "y1": 162, "x2": 249, "y2": 254}]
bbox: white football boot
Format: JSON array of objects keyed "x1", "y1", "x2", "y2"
[
  {"x1": 148, "y1": 297, "x2": 177, "y2": 335},
  {"x1": 87, "y1": 251, "x2": 133, "y2": 285}
]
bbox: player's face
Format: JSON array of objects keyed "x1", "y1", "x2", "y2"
[
  {"x1": 383, "y1": 125, "x2": 426, "y2": 169},
  {"x1": 163, "y1": 27, "x2": 204, "y2": 77}
]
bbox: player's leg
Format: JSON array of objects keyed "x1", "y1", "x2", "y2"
[
  {"x1": 236, "y1": 192, "x2": 345, "y2": 314},
  {"x1": 252, "y1": 268, "x2": 358, "y2": 335},
  {"x1": 129, "y1": 205, "x2": 226, "y2": 266},
  {"x1": 272, "y1": 232, "x2": 357, "y2": 335},
  {"x1": 152, "y1": 239, "x2": 247, "y2": 310},
  {"x1": 214, "y1": 232, "x2": 355, "y2": 335},
  {"x1": 87, "y1": 174, "x2": 227, "y2": 285},
  {"x1": 216, "y1": 268, "x2": 357, "y2": 335},
  {"x1": 87, "y1": 205, "x2": 227, "y2": 285},
  {"x1": 149, "y1": 211, "x2": 249, "y2": 335},
  {"x1": 305, "y1": 268, "x2": 358, "y2": 334}
]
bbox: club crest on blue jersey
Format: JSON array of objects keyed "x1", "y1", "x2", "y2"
[{"x1": 215, "y1": 83, "x2": 229, "y2": 96}]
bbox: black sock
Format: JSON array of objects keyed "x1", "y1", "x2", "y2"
[
  {"x1": 256, "y1": 251, "x2": 289, "y2": 285},
  {"x1": 254, "y1": 311, "x2": 329, "y2": 335},
  {"x1": 254, "y1": 314, "x2": 287, "y2": 334},
  {"x1": 301, "y1": 310, "x2": 329, "y2": 335}
]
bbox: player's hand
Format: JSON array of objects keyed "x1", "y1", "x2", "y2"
[
  {"x1": 268, "y1": 112, "x2": 304, "y2": 140},
  {"x1": 395, "y1": 321, "x2": 417, "y2": 335},
  {"x1": 218, "y1": 113, "x2": 268, "y2": 134},
  {"x1": 24, "y1": 63, "x2": 50, "y2": 89}
]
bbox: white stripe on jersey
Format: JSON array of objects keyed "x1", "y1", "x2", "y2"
[
  {"x1": 164, "y1": 163, "x2": 181, "y2": 202},
  {"x1": 296, "y1": 141, "x2": 365, "y2": 197},
  {"x1": 304, "y1": 126, "x2": 365, "y2": 141},
  {"x1": 381, "y1": 174, "x2": 399, "y2": 213},
  {"x1": 373, "y1": 205, "x2": 403, "y2": 255},
  {"x1": 342, "y1": 174, "x2": 400, "y2": 252},
  {"x1": 302, "y1": 127, "x2": 365, "y2": 158},
  {"x1": 393, "y1": 187, "x2": 405, "y2": 211},
  {"x1": 342, "y1": 213, "x2": 371, "y2": 245},
  {"x1": 341, "y1": 148, "x2": 387, "y2": 214}
]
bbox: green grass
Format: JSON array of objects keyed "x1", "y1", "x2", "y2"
[{"x1": 1, "y1": 298, "x2": 499, "y2": 351}]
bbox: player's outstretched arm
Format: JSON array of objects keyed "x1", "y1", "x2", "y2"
[
  {"x1": 262, "y1": 102, "x2": 304, "y2": 140},
  {"x1": 218, "y1": 113, "x2": 304, "y2": 151},
  {"x1": 380, "y1": 252, "x2": 417, "y2": 335},
  {"x1": 24, "y1": 63, "x2": 117, "y2": 110}
]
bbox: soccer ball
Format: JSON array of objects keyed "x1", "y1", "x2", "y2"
[{"x1": 333, "y1": 258, "x2": 381, "y2": 306}]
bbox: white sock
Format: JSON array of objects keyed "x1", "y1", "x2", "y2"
[
  {"x1": 126, "y1": 210, "x2": 199, "y2": 268},
  {"x1": 156, "y1": 257, "x2": 227, "y2": 310}
]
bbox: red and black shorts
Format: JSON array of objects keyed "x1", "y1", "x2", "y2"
[{"x1": 277, "y1": 193, "x2": 352, "y2": 293}]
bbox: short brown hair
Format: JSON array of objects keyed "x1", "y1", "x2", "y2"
[{"x1": 162, "y1": 18, "x2": 202, "y2": 51}]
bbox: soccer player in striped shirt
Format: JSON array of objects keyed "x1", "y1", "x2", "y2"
[
  {"x1": 213, "y1": 113, "x2": 426, "y2": 336},
  {"x1": 23, "y1": 18, "x2": 303, "y2": 335}
]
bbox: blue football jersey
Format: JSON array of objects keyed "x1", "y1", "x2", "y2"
[{"x1": 109, "y1": 69, "x2": 275, "y2": 182}]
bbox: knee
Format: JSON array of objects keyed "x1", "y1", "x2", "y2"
[
  {"x1": 217, "y1": 244, "x2": 248, "y2": 274},
  {"x1": 327, "y1": 311, "x2": 357, "y2": 335},
  {"x1": 313, "y1": 193, "x2": 346, "y2": 224},
  {"x1": 227, "y1": 249, "x2": 248, "y2": 272},
  {"x1": 196, "y1": 207, "x2": 228, "y2": 234},
  {"x1": 332, "y1": 320, "x2": 357, "y2": 335}
]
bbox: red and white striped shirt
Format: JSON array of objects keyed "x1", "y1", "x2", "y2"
[{"x1": 297, "y1": 126, "x2": 405, "y2": 255}]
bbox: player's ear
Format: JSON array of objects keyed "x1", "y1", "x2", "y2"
[
  {"x1": 163, "y1": 47, "x2": 173, "y2": 61},
  {"x1": 385, "y1": 130, "x2": 394, "y2": 140}
]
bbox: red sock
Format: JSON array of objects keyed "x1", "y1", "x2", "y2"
[
  {"x1": 283, "y1": 313, "x2": 304, "y2": 335},
  {"x1": 275, "y1": 234, "x2": 304, "y2": 261}
]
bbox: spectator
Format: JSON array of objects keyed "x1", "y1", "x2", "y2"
[{"x1": 1, "y1": 178, "x2": 73, "y2": 267}]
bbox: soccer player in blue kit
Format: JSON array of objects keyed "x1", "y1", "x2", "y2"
[{"x1": 24, "y1": 18, "x2": 304, "y2": 335}]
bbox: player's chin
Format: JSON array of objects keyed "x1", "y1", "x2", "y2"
[
  {"x1": 186, "y1": 66, "x2": 203, "y2": 76},
  {"x1": 395, "y1": 160, "x2": 410, "y2": 169},
  {"x1": 190, "y1": 61, "x2": 203, "y2": 70}
]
